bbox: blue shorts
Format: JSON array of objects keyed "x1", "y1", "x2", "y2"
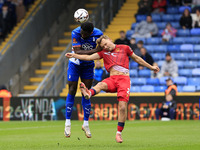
[{"x1": 67, "y1": 61, "x2": 94, "y2": 81}]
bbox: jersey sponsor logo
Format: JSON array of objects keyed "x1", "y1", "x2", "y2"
[
  {"x1": 73, "y1": 38, "x2": 77, "y2": 44},
  {"x1": 82, "y1": 43, "x2": 93, "y2": 50},
  {"x1": 104, "y1": 52, "x2": 117, "y2": 57},
  {"x1": 93, "y1": 37, "x2": 95, "y2": 42},
  {"x1": 69, "y1": 75, "x2": 71, "y2": 79}
]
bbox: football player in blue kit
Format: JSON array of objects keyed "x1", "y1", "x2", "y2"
[{"x1": 64, "y1": 22, "x2": 103, "y2": 138}]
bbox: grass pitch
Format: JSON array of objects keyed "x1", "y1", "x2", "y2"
[{"x1": 0, "y1": 120, "x2": 199, "y2": 150}]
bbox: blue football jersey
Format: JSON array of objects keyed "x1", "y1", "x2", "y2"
[{"x1": 70, "y1": 26, "x2": 103, "y2": 65}]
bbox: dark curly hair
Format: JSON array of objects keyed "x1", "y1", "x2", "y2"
[{"x1": 81, "y1": 22, "x2": 94, "y2": 33}]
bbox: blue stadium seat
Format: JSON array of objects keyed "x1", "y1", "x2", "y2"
[
  {"x1": 154, "y1": 45, "x2": 167, "y2": 53},
  {"x1": 130, "y1": 61, "x2": 138, "y2": 69},
  {"x1": 152, "y1": 53, "x2": 165, "y2": 61},
  {"x1": 177, "y1": 86, "x2": 183, "y2": 92},
  {"x1": 144, "y1": 45, "x2": 154, "y2": 53},
  {"x1": 138, "y1": 70, "x2": 151, "y2": 77},
  {"x1": 188, "y1": 53, "x2": 200, "y2": 60},
  {"x1": 180, "y1": 44, "x2": 193, "y2": 52},
  {"x1": 158, "y1": 29, "x2": 163, "y2": 37},
  {"x1": 184, "y1": 61, "x2": 198, "y2": 68},
  {"x1": 157, "y1": 60, "x2": 164, "y2": 68},
  {"x1": 173, "y1": 53, "x2": 188, "y2": 60},
  {"x1": 192, "y1": 68, "x2": 200, "y2": 76},
  {"x1": 159, "y1": 76, "x2": 171, "y2": 85},
  {"x1": 185, "y1": 37, "x2": 200, "y2": 44},
  {"x1": 194, "y1": 45, "x2": 200, "y2": 52},
  {"x1": 140, "y1": 85, "x2": 154, "y2": 92},
  {"x1": 146, "y1": 78, "x2": 159, "y2": 85},
  {"x1": 135, "y1": 38, "x2": 146, "y2": 44},
  {"x1": 167, "y1": 7, "x2": 179, "y2": 14},
  {"x1": 190, "y1": 28, "x2": 200, "y2": 36},
  {"x1": 136, "y1": 15, "x2": 146, "y2": 22},
  {"x1": 167, "y1": 45, "x2": 180, "y2": 52},
  {"x1": 130, "y1": 86, "x2": 140, "y2": 92},
  {"x1": 131, "y1": 23, "x2": 138, "y2": 30},
  {"x1": 177, "y1": 29, "x2": 190, "y2": 37},
  {"x1": 131, "y1": 78, "x2": 146, "y2": 85},
  {"x1": 129, "y1": 70, "x2": 138, "y2": 77},
  {"x1": 196, "y1": 86, "x2": 200, "y2": 92},
  {"x1": 146, "y1": 38, "x2": 161, "y2": 45},
  {"x1": 161, "y1": 14, "x2": 174, "y2": 22},
  {"x1": 154, "y1": 86, "x2": 167, "y2": 92},
  {"x1": 173, "y1": 14, "x2": 182, "y2": 21},
  {"x1": 174, "y1": 77, "x2": 187, "y2": 85},
  {"x1": 198, "y1": 61, "x2": 200, "y2": 67},
  {"x1": 171, "y1": 22, "x2": 181, "y2": 28},
  {"x1": 176, "y1": 61, "x2": 184, "y2": 68},
  {"x1": 182, "y1": 86, "x2": 196, "y2": 92},
  {"x1": 126, "y1": 30, "x2": 134, "y2": 40},
  {"x1": 179, "y1": 6, "x2": 191, "y2": 13},
  {"x1": 156, "y1": 22, "x2": 166, "y2": 29},
  {"x1": 178, "y1": 69, "x2": 191, "y2": 77},
  {"x1": 152, "y1": 14, "x2": 161, "y2": 22},
  {"x1": 172, "y1": 37, "x2": 186, "y2": 44},
  {"x1": 187, "y1": 78, "x2": 200, "y2": 86}
]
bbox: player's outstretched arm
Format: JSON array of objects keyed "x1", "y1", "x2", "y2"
[
  {"x1": 65, "y1": 53, "x2": 100, "y2": 61},
  {"x1": 73, "y1": 45, "x2": 102, "y2": 55},
  {"x1": 130, "y1": 53, "x2": 160, "y2": 73}
]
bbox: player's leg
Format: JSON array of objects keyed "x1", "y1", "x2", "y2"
[
  {"x1": 115, "y1": 76, "x2": 130, "y2": 143},
  {"x1": 64, "y1": 62, "x2": 79, "y2": 137},
  {"x1": 80, "y1": 81, "x2": 108, "y2": 99}
]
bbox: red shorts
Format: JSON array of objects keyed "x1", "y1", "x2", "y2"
[{"x1": 102, "y1": 75, "x2": 130, "y2": 102}]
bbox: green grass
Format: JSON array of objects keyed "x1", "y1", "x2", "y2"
[{"x1": 0, "y1": 121, "x2": 200, "y2": 150}]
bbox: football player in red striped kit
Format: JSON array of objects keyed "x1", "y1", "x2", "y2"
[{"x1": 65, "y1": 35, "x2": 160, "y2": 143}]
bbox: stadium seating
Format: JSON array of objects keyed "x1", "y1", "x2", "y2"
[
  {"x1": 154, "y1": 86, "x2": 167, "y2": 92},
  {"x1": 188, "y1": 53, "x2": 200, "y2": 60},
  {"x1": 140, "y1": 85, "x2": 154, "y2": 92},
  {"x1": 177, "y1": 29, "x2": 190, "y2": 37},
  {"x1": 192, "y1": 68, "x2": 200, "y2": 76},
  {"x1": 182, "y1": 86, "x2": 196, "y2": 92},
  {"x1": 178, "y1": 69, "x2": 191, "y2": 77},
  {"x1": 130, "y1": 61, "x2": 138, "y2": 69},
  {"x1": 161, "y1": 14, "x2": 174, "y2": 22},
  {"x1": 130, "y1": 70, "x2": 138, "y2": 77},
  {"x1": 159, "y1": 77, "x2": 170, "y2": 85},
  {"x1": 180, "y1": 44, "x2": 193, "y2": 52},
  {"x1": 136, "y1": 15, "x2": 146, "y2": 22},
  {"x1": 187, "y1": 78, "x2": 200, "y2": 86},
  {"x1": 146, "y1": 78, "x2": 160, "y2": 85},
  {"x1": 131, "y1": 78, "x2": 146, "y2": 85},
  {"x1": 130, "y1": 86, "x2": 140, "y2": 92},
  {"x1": 179, "y1": 6, "x2": 191, "y2": 13},
  {"x1": 193, "y1": 45, "x2": 200, "y2": 52},
  {"x1": 174, "y1": 77, "x2": 187, "y2": 85},
  {"x1": 190, "y1": 28, "x2": 200, "y2": 36},
  {"x1": 167, "y1": 45, "x2": 180, "y2": 52},
  {"x1": 138, "y1": 70, "x2": 151, "y2": 77},
  {"x1": 167, "y1": 7, "x2": 179, "y2": 14}
]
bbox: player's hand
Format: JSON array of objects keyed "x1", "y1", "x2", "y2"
[
  {"x1": 65, "y1": 53, "x2": 74, "y2": 58},
  {"x1": 151, "y1": 66, "x2": 160, "y2": 73}
]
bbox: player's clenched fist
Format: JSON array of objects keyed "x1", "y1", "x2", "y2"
[
  {"x1": 65, "y1": 53, "x2": 74, "y2": 58},
  {"x1": 151, "y1": 66, "x2": 160, "y2": 73}
]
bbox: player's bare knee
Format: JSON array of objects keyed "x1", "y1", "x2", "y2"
[{"x1": 119, "y1": 104, "x2": 126, "y2": 113}]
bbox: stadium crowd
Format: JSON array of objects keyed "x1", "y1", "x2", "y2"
[
  {"x1": 0, "y1": 0, "x2": 35, "y2": 40},
  {"x1": 94, "y1": 0, "x2": 200, "y2": 93}
]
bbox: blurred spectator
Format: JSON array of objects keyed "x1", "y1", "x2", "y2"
[
  {"x1": 151, "y1": 62, "x2": 159, "y2": 78},
  {"x1": 93, "y1": 60, "x2": 104, "y2": 86},
  {"x1": 155, "y1": 78, "x2": 177, "y2": 120},
  {"x1": 0, "y1": 4, "x2": 14, "y2": 39},
  {"x1": 137, "y1": 0, "x2": 152, "y2": 15},
  {"x1": 162, "y1": 23, "x2": 177, "y2": 42},
  {"x1": 13, "y1": 0, "x2": 26, "y2": 23},
  {"x1": 179, "y1": 9, "x2": 192, "y2": 29},
  {"x1": 169, "y1": 0, "x2": 182, "y2": 5},
  {"x1": 152, "y1": 0, "x2": 167, "y2": 13},
  {"x1": 129, "y1": 38, "x2": 137, "y2": 51},
  {"x1": 114, "y1": 30, "x2": 130, "y2": 45},
  {"x1": 0, "y1": 85, "x2": 12, "y2": 98},
  {"x1": 183, "y1": 0, "x2": 192, "y2": 5},
  {"x1": 132, "y1": 15, "x2": 158, "y2": 38},
  {"x1": 138, "y1": 47, "x2": 154, "y2": 70},
  {"x1": 158, "y1": 52, "x2": 178, "y2": 78},
  {"x1": 191, "y1": 9, "x2": 200, "y2": 28},
  {"x1": 133, "y1": 40, "x2": 143, "y2": 56},
  {"x1": 192, "y1": 0, "x2": 200, "y2": 12}
]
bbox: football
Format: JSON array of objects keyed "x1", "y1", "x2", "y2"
[{"x1": 74, "y1": 8, "x2": 89, "y2": 23}]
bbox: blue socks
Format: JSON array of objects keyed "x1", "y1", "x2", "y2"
[
  {"x1": 65, "y1": 94, "x2": 75, "y2": 119},
  {"x1": 65, "y1": 94, "x2": 91, "y2": 121},
  {"x1": 82, "y1": 96, "x2": 91, "y2": 121}
]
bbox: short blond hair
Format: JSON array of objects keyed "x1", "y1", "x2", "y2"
[{"x1": 96, "y1": 35, "x2": 110, "y2": 46}]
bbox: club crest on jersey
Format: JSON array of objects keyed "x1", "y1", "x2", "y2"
[
  {"x1": 82, "y1": 43, "x2": 93, "y2": 50},
  {"x1": 73, "y1": 38, "x2": 77, "y2": 43},
  {"x1": 104, "y1": 52, "x2": 117, "y2": 57},
  {"x1": 116, "y1": 48, "x2": 120, "y2": 52}
]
